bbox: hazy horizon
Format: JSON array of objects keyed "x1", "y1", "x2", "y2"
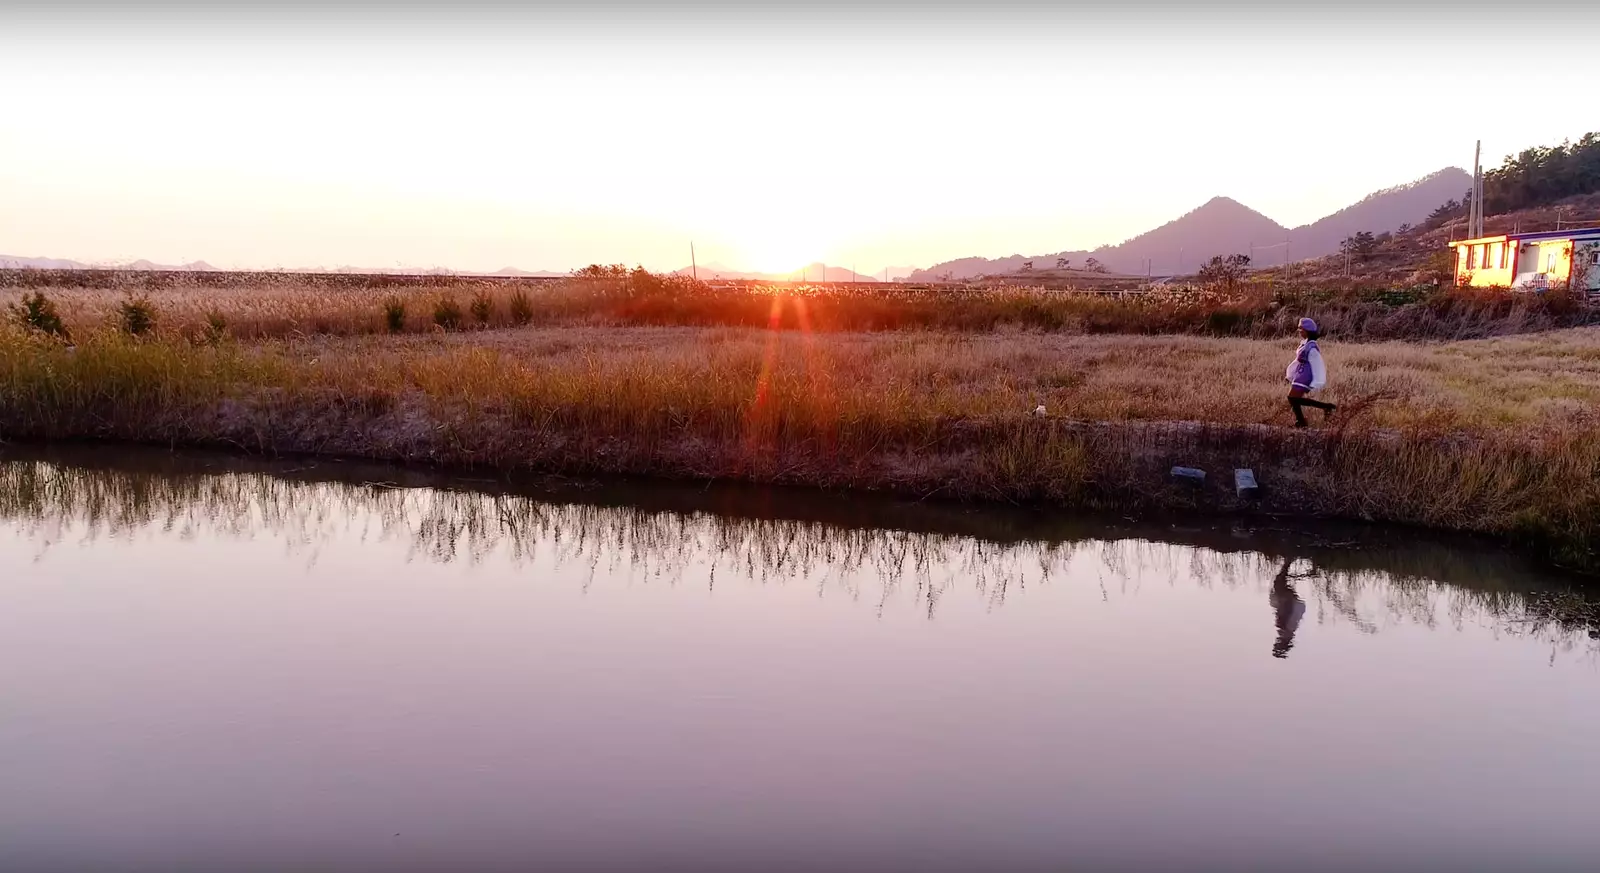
[{"x1": 3, "y1": 1, "x2": 1596, "y2": 275}]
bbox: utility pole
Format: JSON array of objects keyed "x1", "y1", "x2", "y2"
[
  {"x1": 1471, "y1": 139, "x2": 1483, "y2": 239},
  {"x1": 690, "y1": 242, "x2": 698, "y2": 281}
]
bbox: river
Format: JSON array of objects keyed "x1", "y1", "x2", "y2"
[{"x1": 0, "y1": 445, "x2": 1596, "y2": 873}]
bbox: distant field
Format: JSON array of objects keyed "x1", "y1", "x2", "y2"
[{"x1": 2, "y1": 268, "x2": 1593, "y2": 341}]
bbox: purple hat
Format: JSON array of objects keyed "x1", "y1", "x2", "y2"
[{"x1": 1298, "y1": 317, "x2": 1318, "y2": 333}]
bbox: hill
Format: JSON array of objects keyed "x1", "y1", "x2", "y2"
[
  {"x1": 1286, "y1": 168, "x2": 1471, "y2": 263},
  {"x1": 0, "y1": 255, "x2": 90, "y2": 270},
  {"x1": 908, "y1": 168, "x2": 1469, "y2": 281},
  {"x1": 1255, "y1": 190, "x2": 1600, "y2": 287},
  {"x1": 674, "y1": 262, "x2": 882, "y2": 282}
]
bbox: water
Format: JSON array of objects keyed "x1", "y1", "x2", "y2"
[{"x1": 1, "y1": 446, "x2": 1596, "y2": 873}]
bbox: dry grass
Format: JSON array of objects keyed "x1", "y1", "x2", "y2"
[
  {"x1": 5, "y1": 270, "x2": 1594, "y2": 342},
  {"x1": 1, "y1": 322, "x2": 1597, "y2": 570},
  {"x1": 316, "y1": 325, "x2": 1600, "y2": 434}
]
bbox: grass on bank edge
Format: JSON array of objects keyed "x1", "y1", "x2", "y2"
[{"x1": 0, "y1": 326, "x2": 1596, "y2": 572}]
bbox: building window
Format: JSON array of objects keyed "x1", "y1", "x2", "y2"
[
  {"x1": 1500, "y1": 243, "x2": 1510, "y2": 269},
  {"x1": 1468, "y1": 246, "x2": 1479, "y2": 269},
  {"x1": 1486, "y1": 243, "x2": 1499, "y2": 269}
]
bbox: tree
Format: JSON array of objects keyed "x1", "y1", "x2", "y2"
[
  {"x1": 1055, "y1": 257, "x2": 1069, "y2": 270},
  {"x1": 1198, "y1": 253, "x2": 1250, "y2": 290},
  {"x1": 1084, "y1": 257, "x2": 1107, "y2": 273},
  {"x1": 1340, "y1": 231, "x2": 1378, "y2": 262},
  {"x1": 1021, "y1": 260, "x2": 1034, "y2": 271},
  {"x1": 1417, "y1": 131, "x2": 1600, "y2": 227},
  {"x1": 1397, "y1": 223, "x2": 1413, "y2": 235}
]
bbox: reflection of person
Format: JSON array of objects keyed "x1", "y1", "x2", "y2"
[
  {"x1": 1270, "y1": 559, "x2": 1306, "y2": 659},
  {"x1": 1285, "y1": 317, "x2": 1336, "y2": 428}
]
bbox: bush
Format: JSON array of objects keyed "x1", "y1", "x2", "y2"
[
  {"x1": 470, "y1": 291, "x2": 493, "y2": 326},
  {"x1": 8, "y1": 292, "x2": 70, "y2": 340},
  {"x1": 118, "y1": 295, "x2": 157, "y2": 336},
  {"x1": 433, "y1": 297, "x2": 463, "y2": 330},
  {"x1": 509, "y1": 289, "x2": 534, "y2": 325},
  {"x1": 204, "y1": 310, "x2": 228, "y2": 344},
  {"x1": 383, "y1": 298, "x2": 407, "y2": 333},
  {"x1": 1374, "y1": 287, "x2": 1426, "y2": 307}
]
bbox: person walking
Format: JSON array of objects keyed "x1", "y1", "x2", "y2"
[{"x1": 1285, "y1": 317, "x2": 1335, "y2": 428}]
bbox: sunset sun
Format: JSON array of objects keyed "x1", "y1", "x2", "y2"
[{"x1": 732, "y1": 220, "x2": 833, "y2": 276}]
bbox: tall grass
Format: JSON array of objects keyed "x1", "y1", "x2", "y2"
[
  {"x1": 1, "y1": 323, "x2": 1596, "y2": 570},
  {"x1": 4, "y1": 269, "x2": 1593, "y2": 343}
]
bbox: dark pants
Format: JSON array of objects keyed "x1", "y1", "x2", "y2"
[{"x1": 1288, "y1": 388, "x2": 1335, "y2": 426}]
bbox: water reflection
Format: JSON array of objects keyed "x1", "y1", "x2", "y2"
[
  {"x1": 4, "y1": 445, "x2": 1600, "y2": 872},
  {"x1": 1269, "y1": 559, "x2": 1307, "y2": 658},
  {"x1": 1, "y1": 444, "x2": 1595, "y2": 658}
]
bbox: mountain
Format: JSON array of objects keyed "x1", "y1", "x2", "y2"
[
  {"x1": 908, "y1": 168, "x2": 1471, "y2": 281},
  {"x1": 674, "y1": 262, "x2": 882, "y2": 282},
  {"x1": 1109, "y1": 196, "x2": 1290, "y2": 275},
  {"x1": 0, "y1": 256, "x2": 567, "y2": 276},
  {"x1": 1286, "y1": 168, "x2": 1471, "y2": 261},
  {"x1": 490, "y1": 266, "x2": 566, "y2": 277},
  {"x1": 0, "y1": 255, "x2": 91, "y2": 269}
]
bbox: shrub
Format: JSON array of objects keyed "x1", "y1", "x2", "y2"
[
  {"x1": 509, "y1": 289, "x2": 534, "y2": 325},
  {"x1": 118, "y1": 295, "x2": 157, "y2": 336},
  {"x1": 433, "y1": 297, "x2": 463, "y2": 330},
  {"x1": 470, "y1": 291, "x2": 493, "y2": 326},
  {"x1": 383, "y1": 298, "x2": 407, "y2": 333},
  {"x1": 8, "y1": 292, "x2": 70, "y2": 340},
  {"x1": 204, "y1": 310, "x2": 229, "y2": 344}
]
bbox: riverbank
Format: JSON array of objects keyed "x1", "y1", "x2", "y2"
[{"x1": 1, "y1": 323, "x2": 1596, "y2": 571}]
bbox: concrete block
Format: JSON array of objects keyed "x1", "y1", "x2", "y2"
[
  {"x1": 1235, "y1": 468, "x2": 1260, "y2": 498},
  {"x1": 1170, "y1": 466, "x2": 1206, "y2": 484}
]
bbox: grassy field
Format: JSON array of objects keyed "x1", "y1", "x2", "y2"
[
  {"x1": 1, "y1": 311, "x2": 1597, "y2": 571},
  {"x1": 4, "y1": 268, "x2": 1595, "y2": 341}
]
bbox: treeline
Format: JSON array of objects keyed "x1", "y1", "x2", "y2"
[{"x1": 1428, "y1": 132, "x2": 1600, "y2": 225}]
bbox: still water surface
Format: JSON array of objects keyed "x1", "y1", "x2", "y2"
[{"x1": 1, "y1": 447, "x2": 1596, "y2": 873}]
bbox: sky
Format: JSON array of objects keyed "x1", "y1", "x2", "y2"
[{"x1": 3, "y1": 1, "x2": 1598, "y2": 275}]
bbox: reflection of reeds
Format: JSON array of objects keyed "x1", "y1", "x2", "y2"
[{"x1": 1, "y1": 455, "x2": 1593, "y2": 653}]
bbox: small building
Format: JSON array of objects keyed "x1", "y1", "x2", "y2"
[{"x1": 1450, "y1": 228, "x2": 1600, "y2": 291}]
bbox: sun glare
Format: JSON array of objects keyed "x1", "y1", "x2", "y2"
[{"x1": 732, "y1": 221, "x2": 834, "y2": 277}]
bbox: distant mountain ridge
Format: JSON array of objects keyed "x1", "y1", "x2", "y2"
[
  {"x1": 672, "y1": 262, "x2": 885, "y2": 282},
  {"x1": 5, "y1": 169, "x2": 1471, "y2": 282},
  {"x1": 0, "y1": 256, "x2": 567, "y2": 277},
  {"x1": 909, "y1": 167, "x2": 1472, "y2": 280}
]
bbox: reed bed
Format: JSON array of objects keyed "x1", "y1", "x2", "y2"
[{"x1": 4, "y1": 269, "x2": 1594, "y2": 342}]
